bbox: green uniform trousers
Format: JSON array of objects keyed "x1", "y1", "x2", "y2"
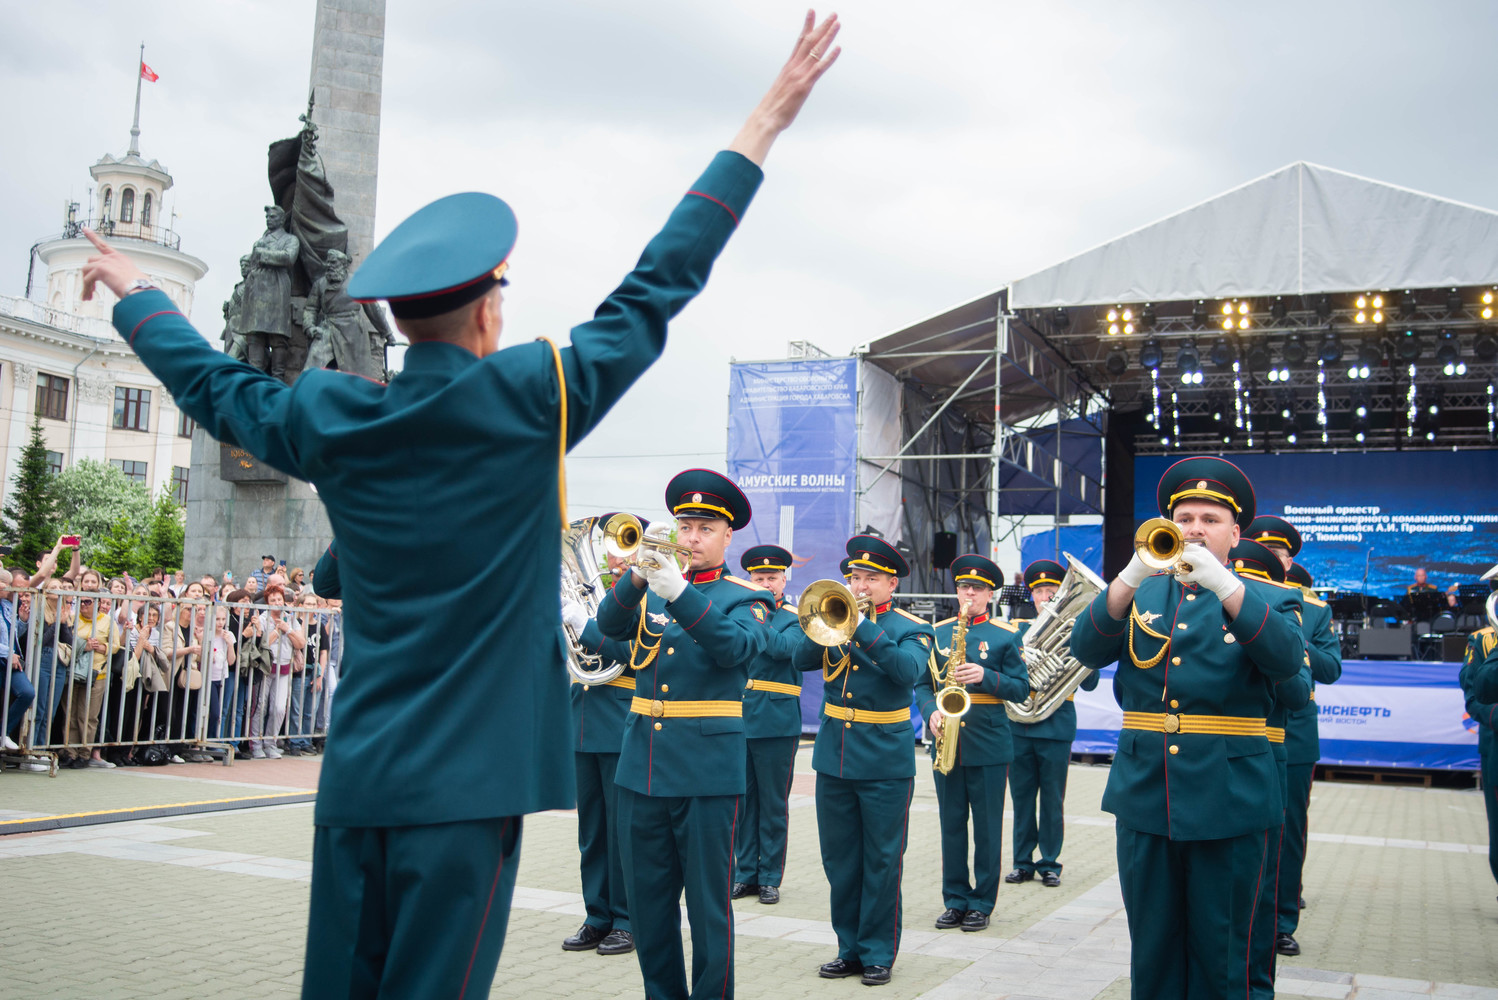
[
  {"x1": 577, "y1": 751, "x2": 630, "y2": 933},
  {"x1": 816, "y1": 774, "x2": 915, "y2": 968},
  {"x1": 1483, "y1": 739, "x2": 1498, "y2": 885},
  {"x1": 302, "y1": 816, "x2": 521, "y2": 1000},
  {"x1": 1250, "y1": 822, "x2": 1284, "y2": 999},
  {"x1": 734, "y1": 736, "x2": 799, "y2": 888},
  {"x1": 1115, "y1": 823, "x2": 1270, "y2": 1000},
  {"x1": 1277, "y1": 763, "x2": 1315, "y2": 934},
  {"x1": 1009, "y1": 734, "x2": 1072, "y2": 876},
  {"x1": 617, "y1": 788, "x2": 739, "y2": 1000},
  {"x1": 933, "y1": 763, "x2": 1009, "y2": 913}
]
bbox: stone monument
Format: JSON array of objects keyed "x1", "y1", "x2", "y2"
[{"x1": 182, "y1": 0, "x2": 385, "y2": 581}]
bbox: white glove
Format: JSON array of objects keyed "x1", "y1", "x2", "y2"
[
  {"x1": 1116, "y1": 548, "x2": 1154, "y2": 589},
  {"x1": 561, "y1": 600, "x2": 588, "y2": 633},
  {"x1": 1177, "y1": 544, "x2": 1243, "y2": 602},
  {"x1": 640, "y1": 550, "x2": 688, "y2": 602}
]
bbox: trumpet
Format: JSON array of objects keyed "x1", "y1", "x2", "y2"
[
  {"x1": 602, "y1": 512, "x2": 694, "y2": 574},
  {"x1": 798, "y1": 579, "x2": 874, "y2": 646},
  {"x1": 1134, "y1": 517, "x2": 1195, "y2": 576}
]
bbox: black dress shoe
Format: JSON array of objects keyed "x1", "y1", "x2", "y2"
[
  {"x1": 596, "y1": 929, "x2": 634, "y2": 955},
  {"x1": 758, "y1": 885, "x2": 780, "y2": 904},
  {"x1": 934, "y1": 907, "x2": 966, "y2": 929},
  {"x1": 1298, "y1": 895, "x2": 1306, "y2": 909},
  {"x1": 860, "y1": 965, "x2": 891, "y2": 986},
  {"x1": 1041, "y1": 871, "x2": 1062, "y2": 887},
  {"x1": 818, "y1": 958, "x2": 863, "y2": 979},
  {"x1": 730, "y1": 881, "x2": 759, "y2": 899},
  {"x1": 960, "y1": 910, "x2": 990, "y2": 932},
  {"x1": 1275, "y1": 933, "x2": 1300, "y2": 956},
  {"x1": 562, "y1": 923, "x2": 610, "y2": 951},
  {"x1": 1004, "y1": 868, "x2": 1034, "y2": 884}
]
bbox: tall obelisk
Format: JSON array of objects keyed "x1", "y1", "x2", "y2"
[
  {"x1": 307, "y1": 0, "x2": 386, "y2": 265},
  {"x1": 181, "y1": 0, "x2": 386, "y2": 581}
]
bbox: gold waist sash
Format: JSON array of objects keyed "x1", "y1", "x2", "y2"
[
  {"x1": 1121, "y1": 711, "x2": 1267, "y2": 737},
  {"x1": 822, "y1": 704, "x2": 910, "y2": 725},
  {"x1": 746, "y1": 679, "x2": 802, "y2": 696},
  {"x1": 630, "y1": 697, "x2": 742, "y2": 719}
]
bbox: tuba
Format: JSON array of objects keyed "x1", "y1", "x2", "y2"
[
  {"x1": 561, "y1": 516, "x2": 626, "y2": 685},
  {"x1": 1006, "y1": 554, "x2": 1106, "y2": 724}
]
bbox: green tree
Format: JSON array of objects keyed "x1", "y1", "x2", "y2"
[
  {"x1": 137, "y1": 490, "x2": 185, "y2": 576},
  {"x1": 2, "y1": 417, "x2": 60, "y2": 569},
  {"x1": 92, "y1": 512, "x2": 143, "y2": 579},
  {"x1": 52, "y1": 458, "x2": 153, "y2": 568}
]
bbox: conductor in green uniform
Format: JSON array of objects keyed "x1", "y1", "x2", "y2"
[
  {"x1": 1069, "y1": 456, "x2": 1306, "y2": 1000},
  {"x1": 1458, "y1": 625, "x2": 1498, "y2": 895},
  {"x1": 597, "y1": 470, "x2": 773, "y2": 1000},
  {"x1": 1006, "y1": 558, "x2": 1100, "y2": 889},
  {"x1": 731, "y1": 544, "x2": 806, "y2": 905},
  {"x1": 80, "y1": 14, "x2": 843, "y2": 998},
  {"x1": 1247, "y1": 516, "x2": 1343, "y2": 958},
  {"x1": 919, "y1": 554, "x2": 1030, "y2": 932},
  {"x1": 793, "y1": 535, "x2": 933, "y2": 987},
  {"x1": 1229, "y1": 538, "x2": 1312, "y2": 999},
  {"x1": 561, "y1": 538, "x2": 643, "y2": 957}
]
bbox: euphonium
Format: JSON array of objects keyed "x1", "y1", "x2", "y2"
[
  {"x1": 1134, "y1": 517, "x2": 1194, "y2": 575},
  {"x1": 1007, "y1": 554, "x2": 1107, "y2": 724},
  {"x1": 931, "y1": 604, "x2": 972, "y2": 775},
  {"x1": 561, "y1": 516, "x2": 626, "y2": 684},
  {"x1": 798, "y1": 579, "x2": 874, "y2": 646},
  {"x1": 602, "y1": 512, "x2": 694, "y2": 574}
]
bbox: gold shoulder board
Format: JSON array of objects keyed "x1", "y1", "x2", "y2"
[
  {"x1": 991, "y1": 619, "x2": 1020, "y2": 633},
  {"x1": 724, "y1": 576, "x2": 770, "y2": 591},
  {"x1": 933, "y1": 616, "x2": 957, "y2": 627},
  {"x1": 894, "y1": 608, "x2": 928, "y2": 624}
]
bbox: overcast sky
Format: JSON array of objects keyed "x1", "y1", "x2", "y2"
[{"x1": 5, "y1": 0, "x2": 1498, "y2": 540}]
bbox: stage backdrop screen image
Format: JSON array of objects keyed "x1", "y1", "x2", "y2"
[{"x1": 1133, "y1": 451, "x2": 1498, "y2": 596}]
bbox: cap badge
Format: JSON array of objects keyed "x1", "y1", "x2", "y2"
[
  {"x1": 1235, "y1": 560, "x2": 1244, "y2": 569},
  {"x1": 1196, "y1": 480, "x2": 1208, "y2": 490},
  {"x1": 692, "y1": 493, "x2": 703, "y2": 503}
]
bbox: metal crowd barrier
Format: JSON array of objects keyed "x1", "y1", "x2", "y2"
[{"x1": 0, "y1": 587, "x2": 342, "y2": 776}]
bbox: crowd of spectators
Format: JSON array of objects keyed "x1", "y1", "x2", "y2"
[{"x1": 0, "y1": 539, "x2": 342, "y2": 772}]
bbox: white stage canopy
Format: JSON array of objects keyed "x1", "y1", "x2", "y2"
[{"x1": 1008, "y1": 162, "x2": 1498, "y2": 309}]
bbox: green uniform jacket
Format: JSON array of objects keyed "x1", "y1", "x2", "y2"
[
  {"x1": 1069, "y1": 573, "x2": 1306, "y2": 840},
  {"x1": 112, "y1": 151, "x2": 764, "y2": 827},
  {"x1": 1268, "y1": 665, "x2": 1313, "y2": 807},
  {"x1": 743, "y1": 602, "x2": 806, "y2": 739},
  {"x1": 570, "y1": 621, "x2": 637, "y2": 754},
  {"x1": 1286, "y1": 595, "x2": 1342, "y2": 766},
  {"x1": 1010, "y1": 618, "x2": 1102, "y2": 742},
  {"x1": 313, "y1": 543, "x2": 340, "y2": 598},
  {"x1": 1467, "y1": 625, "x2": 1498, "y2": 702},
  {"x1": 793, "y1": 606, "x2": 933, "y2": 780},
  {"x1": 1460, "y1": 628, "x2": 1498, "y2": 779},
  {"x1": 917, "y1": 615, "x2": 1029, "y2": 766},
  {"x1": 598, "y1": 568, "x2": 772, "y2": 798}
]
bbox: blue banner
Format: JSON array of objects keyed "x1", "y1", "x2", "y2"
[
  {"x1": 727, "y1": 359, "x2": 859, "y2": 730},
  {"x1": 1134, "y1": 451, "x2": 1498, "y2": 597},
  {"x1": 1020, "y1": 526, "x2": 1104, "y2": 577}
]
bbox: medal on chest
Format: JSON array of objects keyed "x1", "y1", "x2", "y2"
[{"x1": 977, "y1": 640, "x2": 989, "y2": 660}]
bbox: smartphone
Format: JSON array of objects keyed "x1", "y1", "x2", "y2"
[
  {"x1": 225, "y1": 570, "x2": 234, "y2": 580},
  {"x1": 61, "y1": 535, "x2": 81, "y2": 547}
]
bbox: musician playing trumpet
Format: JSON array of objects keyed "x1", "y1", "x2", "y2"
[{"x1": 919, "y1": 554, "x2": 1030, "y2": 933}]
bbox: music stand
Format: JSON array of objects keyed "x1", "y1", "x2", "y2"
[
  {"x1": 1328, "y1": 592, "x2": 1365, "y2": 621},
  {"x1": 1457, "y1": 583, "x2": 1493, "y2": 630},
  {"x1": 1404, "y1": 590, "x2": 1445, "y2": 624},
  {"x1": 998, "y1": 585, "x2": 1035, "y2": 622}
]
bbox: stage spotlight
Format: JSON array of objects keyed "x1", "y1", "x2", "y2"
[
  {"x1": 1269, "y1": 297, "x2": 1287, "y2": 322},
  {"x1": 1484, "y1": 290, "x2": 1495, "y2": 321},
  {"x1": 1357, "y1": 337, "x2": 1382, "y2": 367},
  {"x1": 1283, "y1": 415, "x2": 1300, "y2": 447},
  {"x1": 1396, "y1": 328, "x2": 1422, "y2": 362},
  {"x1": 1141, "y1": 302, "x2": 1156, "y2": 328},
  {"x1": 1282, "y1": 334, "x2": 1308, "y2": 365},
  {"x1": 1353, "y1": 293, "x2": 1385, "y2": 327},
  {"x1": 1279, "y1": 392, "x2": 1295, "y2": 420},
  {"x1": 1446, "y1": 288, "x2": 1464, "y2": 315},
  {"x1": 1314, "y1": 294, "x2": 1332, "y2": 320},
  {"x1": 1352, "y1": 389, "x2": 1370, "y2": 420},
  {"x1": 1443, "y1": 361, "x2": 1468, "y2": 377},
  {"x1": 1475, "y1": 326, "x2": 1498, "y2": 361},
  {"x1": 1318, "y1": 326, "x2": 1343, "y2": 363},
  {"x1": 1053, "y1": 307, "x2": 1071, "y2": 330},
  {"x1": 1245, "y1": 342, "x2": 1271, "y2": 371},
  {"x1": 1400, "y1": 290, "x2": 1419, "y2": 319},
  {"x1": 1351, "y1": 410, "x2": 1370, "y2": 444},
  {"x1": 1176, "y1": 338, "x2": 1201, "y2": 373},
  {"x1": 1193, "y1": 300, "x2": 1208, "y2": 326},
  {"x1": 1435, "y1": 328, "x2": 1459, "y2": 364},
  {"x1": 1104, "y1": 347, "x2": 1129, "y2": 376},
  {"x1": 1210, "y1": 337, "x2": 1235, "y2": 369},
  {"x1": 1138, "y1": 339, "x2": 1164, "y2": 370}
]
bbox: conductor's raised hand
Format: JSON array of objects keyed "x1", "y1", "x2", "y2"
[
  {"x1": 79, "y1": 229, "x2": 148, "y2": 302},
  {"x1": 729, "y1": 10, "x2": 843, "y2": 166}
]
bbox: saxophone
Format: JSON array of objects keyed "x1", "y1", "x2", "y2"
[{"x1": 930, "y1": 605, "x2": 973, "y2": 775}]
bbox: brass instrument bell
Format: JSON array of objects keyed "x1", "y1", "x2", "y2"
[
  {"x1": 1134, "y1": 517, "x2": 1194, "y2": 575},
  {"x1": 798, "y1": 579, "x2": 873, "y2": 646},
  {"x1": 602, "y1": 512, "x2": 694, "y2": 573}
]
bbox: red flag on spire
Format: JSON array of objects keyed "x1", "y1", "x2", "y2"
[{"x1": 140, "y1": 62, "x2": 159, "y2": 83}]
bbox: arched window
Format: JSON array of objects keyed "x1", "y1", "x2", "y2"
[
  {"x1": 141, "y1": 192, "x2": 152, "y2": 228},
  {"x1": 121, "y1": 189, "x2": 135, "y2": 224},
  {"x1": 101, "y1": 187, "x2": 112, "y2": 220}
]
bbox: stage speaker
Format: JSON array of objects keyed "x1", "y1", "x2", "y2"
[
  {"x1": 1358, "y1": 625, "x2": 1411, "y2": 659},
  {"x1": 1442, "y1": 633, "x2": 1469, "y2": 662},
  {"x1": 932, "y1": 532, "x2": 957, "y2": 570}
]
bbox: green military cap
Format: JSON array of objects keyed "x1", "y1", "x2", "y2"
[
  {"x1": 347, "y1": 192, "x2": 516, "y2": 320},
  {"x1": 839, "y1": 557, "x2": 855, "y2": 579},
  {"x1": 951, "y1": 553, "x2": 1001, "y2": 589},
  {"x1": 1156, "y1": 456, "x2": 1256, "y2": 529},
  {"x1": 845, "y1": 534, "x2": 909, "y2": 578},
  {"x1": 741, "y1": 544, "x2": 792, "y2": 573},
  {"x1": 1228, "y1": 539, "x2": 1285, "y2": 583},
  {"x1": 666, "y1": 469, "x2": 752, "y2": 529},
  {"x1": 1248, "y1": 515, "x2": 1303, "y2": 557},
  {"x1": 1287, "y1": 562, "x2": 1314, "y2": 588},
  {"x1": 1024, "y1": 559, "x2": 1066, "y2": 590}
]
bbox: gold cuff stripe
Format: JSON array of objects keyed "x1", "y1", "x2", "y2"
[
  {"x1": 746, "y1": 679, "x2": 802, "y2": 696},
  {"x1": 1266, "y1": 726, "x2": 1286, "y2": 743},
  {"x1": 967, "y1": 693, "x2": 1004, "y2": 705},
  {"x1": 1121, "y1": 711, "x2": 1267, "y2": 737},
  {"x1": 822, "y1": 704, "x2": 910, "y2": 724},
  {"x1": 629, "y1": 697, "x2": 743, "y2": 719},
  {"x1": 605, "y1": 676, "x2": 637, "y2": 690}
]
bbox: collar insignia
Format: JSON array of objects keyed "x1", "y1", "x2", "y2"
[
  {"x1": 648, "y1": 611, "x2": 672, "y2": 626},
  {"x1": 937, "y1": 646, "x2": 951, "y2": 657}
]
